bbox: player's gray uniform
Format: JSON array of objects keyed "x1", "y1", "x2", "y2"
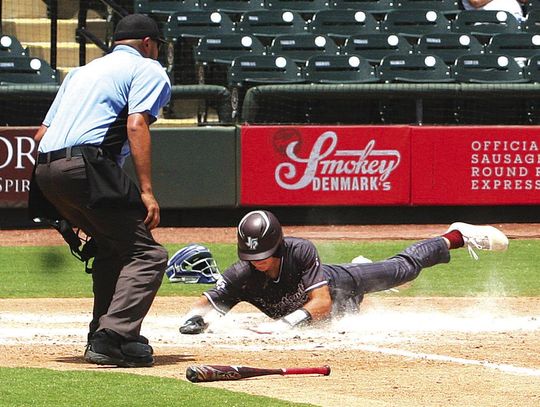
[{"x1": 204, "y1": 237, "x2": 450, "y2": 319}]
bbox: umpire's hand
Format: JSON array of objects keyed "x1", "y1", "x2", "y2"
[{"x1": 141, "y1": 191, "x2": 160, "y2": 230}]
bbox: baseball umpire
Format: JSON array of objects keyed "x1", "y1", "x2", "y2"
[
  {"x1": 29, "y1": 14, "x2": 171, "y2": 367},
  {"x1": 179, "y1": 210, "x2": 508, "y2": 334}
]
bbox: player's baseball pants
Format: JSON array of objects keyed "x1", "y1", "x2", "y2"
[
  {"x1": 328, "y1": 237, "x2": 450, "y2": 312},
  {"x1": 35, "y1": 155, "x2": 167, "y2": 341}
]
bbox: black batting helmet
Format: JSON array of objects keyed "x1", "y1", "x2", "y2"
[{"x1": 237, "y1": 210, "x2": 283, "y2": 261}]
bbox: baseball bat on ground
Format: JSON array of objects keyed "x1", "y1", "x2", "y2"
[{"x1": 186, "y1": 364, "x2": 331, "y2": 382}]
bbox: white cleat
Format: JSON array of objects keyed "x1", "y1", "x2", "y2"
[{"x1": 447, "y1": 222, "x2": 509, "y2": 260}]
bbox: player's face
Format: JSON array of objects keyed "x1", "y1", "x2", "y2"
[{"x1": 250, "y1": 256, "x2": 280, "y2": 276}]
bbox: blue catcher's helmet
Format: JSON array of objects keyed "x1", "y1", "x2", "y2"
[{"x1": 165, "y1": 244, "x2": 220, "y2": 284}]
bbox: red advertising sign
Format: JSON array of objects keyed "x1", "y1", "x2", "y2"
[
  {"x1": 240, "y1": 126, "x2": 411, "y2": 206},
  {"x1": 0, "y1": 127, "x2": 38, "y2": 207},
  {"x1": 412, "y1": 126, "x2": 540, "y2": 205}
]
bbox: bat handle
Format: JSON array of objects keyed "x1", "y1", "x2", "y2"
[{"x1": 282, "y1": 366, "x2": 331, "y2": 376}]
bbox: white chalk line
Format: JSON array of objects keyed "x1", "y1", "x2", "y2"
[
  {"x1": 1, "y1": 311, "x2": 540, "y2": 378},
  {"x1": 357, "y1": 344, "x2": 540, "y2": 377}
]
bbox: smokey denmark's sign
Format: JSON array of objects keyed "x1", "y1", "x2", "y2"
[
  {"x1": 240, "y1": 126, "x2": 411, "y2": 205},
  {"x1": 0, "y1": 128, "x2": 37, "y2": 207},
  {"x1": 412, "y1": 126, "x2": 540, "y2": 205}
]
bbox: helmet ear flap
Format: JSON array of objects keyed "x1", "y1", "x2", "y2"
[
  {"x1": 166, "y1": 244, "x2": 220, "y2": 283},
  {"x1": 237, "y1": 210, "x2": 283, "y2": 261}
]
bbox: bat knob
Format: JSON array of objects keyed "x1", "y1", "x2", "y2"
[{"x1": 324, "y1": 365, "x2": 331, "y2": 376}]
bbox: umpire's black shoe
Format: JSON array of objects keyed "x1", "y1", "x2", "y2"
[{"x1": 84, "y1": 329, "x2": 154, "y2": 368}]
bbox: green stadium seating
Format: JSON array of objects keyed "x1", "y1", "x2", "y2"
[
  {"x1": 415, "y1": 33, "x2": 484, "y2": 65},
  {"x1": 524, "y1": 54, "x2": 540, "y2": 82},
  {"x1": 308, "y1": 10, "x2": 380, "y2": 39},
  {"x1": 0, "y1": 35, "x2": 28, "y2": 57},
  {"x1": 453, "y1": 54, "x2": 527, "y2": 83},
  {"x1": 330, "y1": 0, "x2": 394, "y2": 14},
  {"x1": 228, "y1": 54, "x2": 303, "y2": 118},
  {"x1": 194, "y1": 34, "x2": 266, "y2": 84},
  {"x1": 522, "y1": 11, "x2": 540, "y2": 34},
  {"x1": 486, "y1": 33, "x2": 540, "y2": 65},
  {"x1": 265, "y1": 0, "x2": 331, "y2": 13},
  {"x1": 0, "y1": 56, "x2": 58, "y2": 85},
  {"x1": 164, "y1": 10, "x2": 235, "y2": 39},
  {"x1": 395, "y1": 0, "x2": 461, "y2": 14},
  {"x1": 199, "y1": 0, "x2": 266, "y2": 14},
  {"x1": 134, "y1": 0, "x2": 201, "y2": 15},
  {"x1": 228, "y1": 54, "x2": 303, "y2": 86},
  {"x1": 381, "y1": 10, "x2": 452, "y2": 38},
  {"x1": 236, "y1": 10, "x2": 308, "y2": 42},
  {"x1": 452, "y1": 10, "x2": 521, "y2": 37},
  {"x1": 341, "y1": 33, "x2": 413, "y2": 65},
  {"x1": 378, "y1": 53, "x2": 453, "y2": 82},
  {"x1": 303, "y1": 54, "x2": 379, "y2": 83},
  {"x1": 268, "y1": 34, "x2": 338, "y2": 64}
]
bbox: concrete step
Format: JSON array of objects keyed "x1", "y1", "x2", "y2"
[
  {"x1": 2, "y1": 18, "x2": 112, "y2": 43},
  {"x1": 2, "y1": 0, "x2": 47, "y2": 19},
  {"x1": 25, "y1": 42, "x2": 105, "y2": 68}
]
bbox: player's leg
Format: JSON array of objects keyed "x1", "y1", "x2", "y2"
[
  {"x1": 350, "y1": 223, "x2": 508, "y2": 294},
  {"x1": 353, "y1": 237, "x2": 451, "y2": 294}
]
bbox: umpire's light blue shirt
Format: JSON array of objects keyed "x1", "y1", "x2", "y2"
[{"x1": 38, "y1": 45, "x2": 171, "y2": 165}]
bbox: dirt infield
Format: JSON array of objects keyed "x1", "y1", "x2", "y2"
[{"x1": 1, "y1": 225, "x2": 540, "y2": 406}]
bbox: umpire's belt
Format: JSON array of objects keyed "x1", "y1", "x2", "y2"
[{"x1": 37, "y1": 146, "x2": 86, "y2": 164}]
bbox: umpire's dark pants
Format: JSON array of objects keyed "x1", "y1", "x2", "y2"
[{"x1": 35, "y1": 155, "x2": 167, "y2": 341}]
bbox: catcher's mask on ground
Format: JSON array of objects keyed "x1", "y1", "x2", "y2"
[
  {"x1": 237, "y1": 210, "x2": 283, "y2": 261},
  {"x1": 166, "y1": 244, "x2": 220, "y2": 283}
]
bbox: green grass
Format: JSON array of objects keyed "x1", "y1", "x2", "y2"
[
  {"x1": 0, "y1": 240, "x2": 538, "y2": 298},
  {"x1": 0, "y1": 367, "x2": 312, "y2": 407}
]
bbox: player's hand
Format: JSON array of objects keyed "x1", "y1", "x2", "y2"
[
  {"x1": 141, "y1": 191, "x2": 160, "y2": 230},
  {"x1": 250, "y1": 319, "x2": 291, "y2": 335},
  {"x1": 179, "y1": 315, "x2": 209, "y2": 334}
]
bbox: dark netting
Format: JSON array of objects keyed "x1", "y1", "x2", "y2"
[{"x1": 1, "y1": 1, "x2": 537, "y2": 126}]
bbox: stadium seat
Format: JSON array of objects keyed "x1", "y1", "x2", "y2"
[
  {"x1": 164, "y1": 11, "x2": 235, "y2": 40},
  {"x1": 330, "y1": 0, "x2": 394, "y2": 14},
  {"x1": 134, "y1": 0, "x2": 201, "y2": 15},
  {"x1": 199, "y1": 0, "x2": 266, "y2": 14},
  {"x1": 452, "y1": 10, "x2": 521, "y2": 37},
  {"x1": 395, "y1": 0, "x2": 461, "y2": 14},
  {"x1": 415, "y1": 33, "x2": 483, "y2": 65},
  {"x1": 524, "y1": 54, "x2": 540, "y2": 82},
  {"x1": 0, "y1": 56, "x2": 58, "y2": 84},
  {"x1": 453, "y1": 54, "x2": 527, "y2": 83},
  {"x1": 378, "y1": 54, "x2": 453, "y2": 82},
  {"x1": 268, "y1": 34, "x2": 338, "y2": 64},
  {"x1": 164, "y1": 11, "x2": 235, "y2": 84},
  {"x1": 228, "y1": 54, "x2": 303, "y2": 117},
  {"x1": 486, "y1": 33, "x2": 540, "y2": 67},
  {"x1": 341, "y1": 34, "x2": 413, "y2": 65},
  {"x1": 381, "y1": 10, "x2": 452, "y2": 38},
  {"x1": 265, "y1": 0, "x2": 331, "y2": 13},
  {"x1": 0, "y1": 35, "x2": 28, "y2": 57},
  {"x1": 522, "y1": 11, "x2": 540, "y2": 34},
  {"x1": 303, "y1": 54, "x2": 379, "y2": 83},
  {"x1": 236, "y1": 10, "x2": 308, "y2": 42},
  {"x1": 228, "y1": 54, "x2": 303, "y2": 85},
  {"x1": 308, "y1": 10, "x2": 380, "y2": 40},
  {"x1": 194, "y1": 34, "x2": 266, "y2": 84}
]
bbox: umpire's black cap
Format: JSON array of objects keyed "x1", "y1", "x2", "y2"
[{"x1": 113, "y1": 14, "x2": 165, "y2": 43}]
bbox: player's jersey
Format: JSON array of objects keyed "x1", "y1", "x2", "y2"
[
  {"x1": 204, "y1": 237, "x2": 367, "y2": 318},
  {"x1": 204, "y1": 237, "x2": 328, "y2": 319}
]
